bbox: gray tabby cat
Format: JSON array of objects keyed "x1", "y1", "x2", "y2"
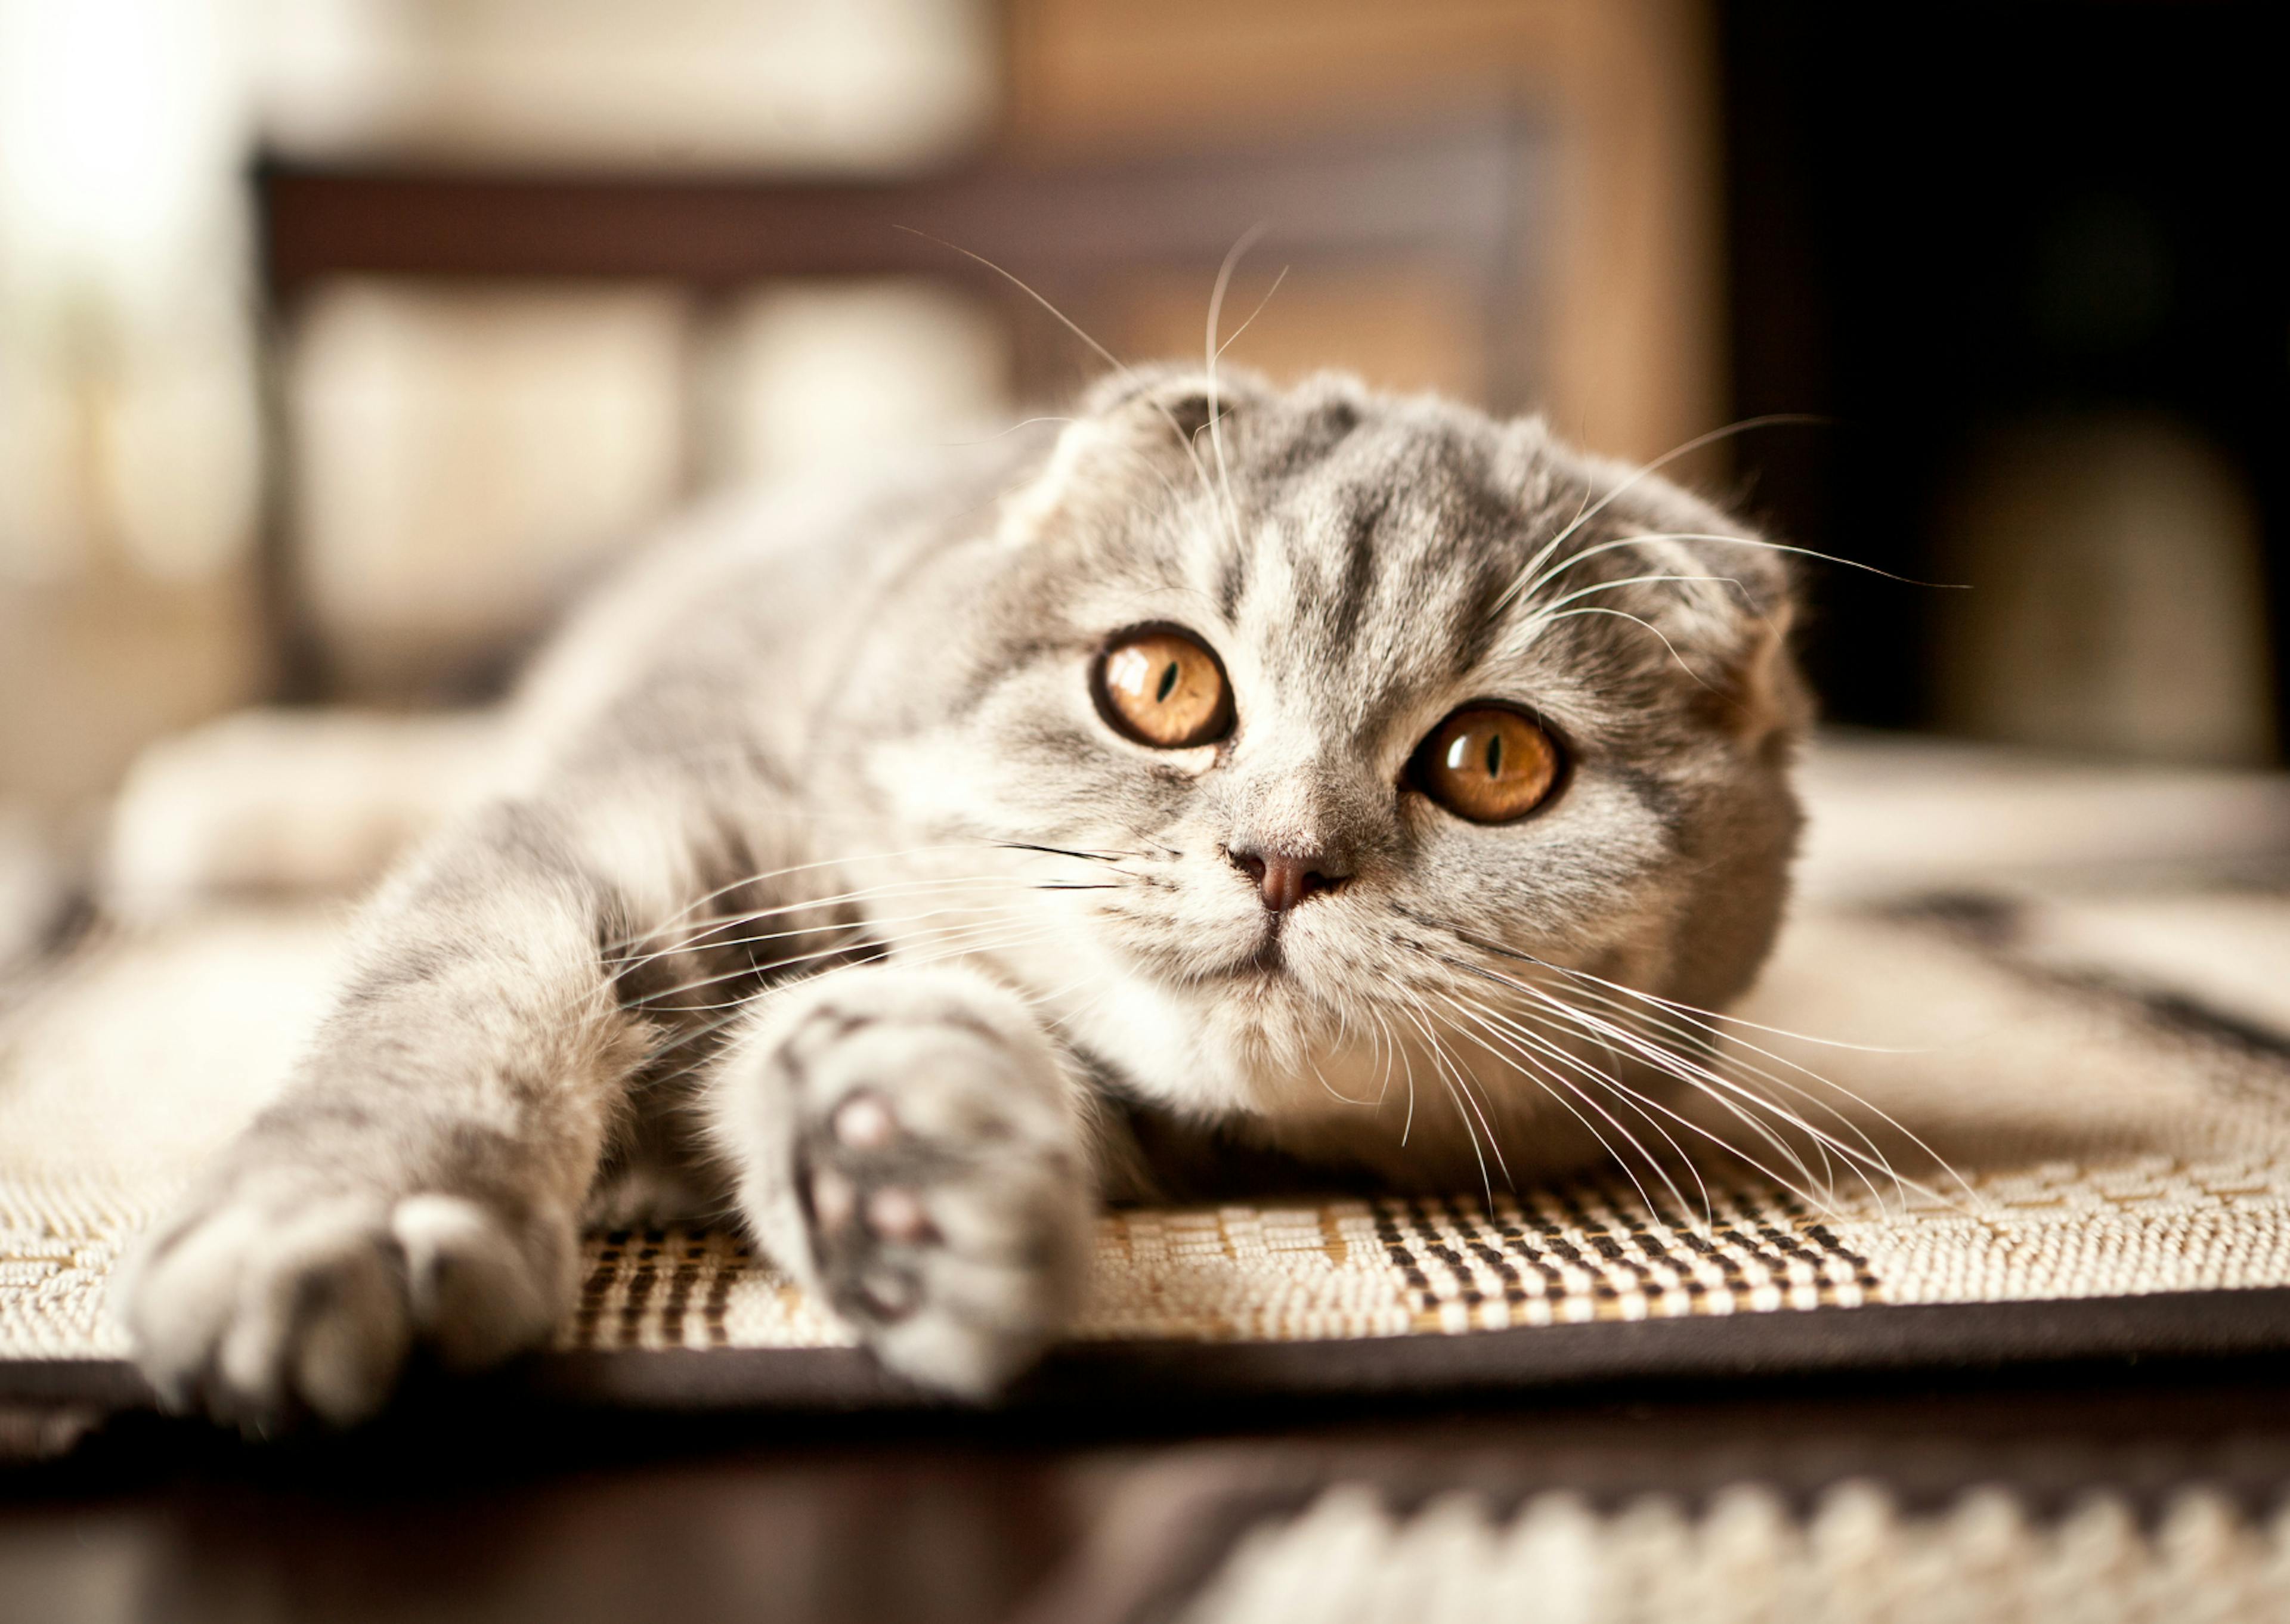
[{"x1": 122, "y1": 367, "x2": 1805, "y2": 1425}]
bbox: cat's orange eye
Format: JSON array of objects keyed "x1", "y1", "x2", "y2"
[
  {"x1": 1409, "y1": 706, "x2": 1562, "y2": 823},
  {"x1": 1094, "y1": 627, "x2": 1233, "y2": 749}
]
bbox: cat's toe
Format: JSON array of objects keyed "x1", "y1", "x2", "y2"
[
  {"x1": 864, "y1": 1185, "x2": 934, "y2": 1244},
  {"x1": 831, "y1": 1090, "x2": 900, "y2": 1151},
  {"x1": 125, "y1": 1188, "x2": 409, "y2": 1428},
  {"x1": 808, "y1": 1108, "x2": 1090, "y2": 1393},
  {"x1": 390, "y1": 1192, "x2": 571, "y2": 1372},
  {"x1": 122, "y1": 1181, "x2": 568, "y2": 1429},
  {"x1": 215, "y1": 1205, "x2": 413, "y2": 1427},
  {"x1": 865, "y1": 1176, "x2": 1091, "y2": 1397},
  {"x1": 748, "y1": 971, "x2": 1093, "y2": 1398}
]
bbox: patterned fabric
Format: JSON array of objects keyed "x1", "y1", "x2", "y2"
[
  {"x1": 7, "y1": 888, "x2": 2290, "y2": 1367},
  {"x1": 554, "y1": 1153, "x2": 2290, "y2": 1355}
]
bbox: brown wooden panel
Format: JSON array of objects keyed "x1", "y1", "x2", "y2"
[{"x1": 258, "y1": 121, "x2": 1539, "y2": 303}]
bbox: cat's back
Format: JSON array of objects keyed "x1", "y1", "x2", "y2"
[{"x1": 510, "y1": 423, "x2": 1057, "y2": 766}]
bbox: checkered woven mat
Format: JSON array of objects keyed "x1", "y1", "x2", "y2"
[{"x1": 8, "y1": 892, "x2": 2290, "y2": 1378}]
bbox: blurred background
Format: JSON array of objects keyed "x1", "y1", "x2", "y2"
[{"x1": 0, "y1": 1, "x2": 2281, "y2": 918}]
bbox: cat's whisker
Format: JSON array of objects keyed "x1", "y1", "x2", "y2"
[
  {"x1": 631, "y1": 921, "x2": 1076, "y2": 1084},
  {"x1": 1539, "y1": 982, "x2": 1968, "y2": 1214},
  {"x1": 609, "y1": 845, "x2": 1138, "y2": 970},
  {"x1": 1519, "y1": 528, "x2": 1966, "y2": 606},
  {"x1": 1491, "y1": 413, "x2": 1824, "y2": 616},
  {"x1": 601, "y1": 848, "x2": 1013, "y2": 956},
  {"x1": 643, "y1": 919, "x2": 1073, "y2": 1018},
  {"x1": 1437, "y1": 923, "x2": 1972, "y2": 1206},
  {"x1": 1421, "y1": 998, "x2": 1514, "y2": 1194},
  {"x1": 1455, "y1": 974, "x2": 1923, "y2": 1217},
  {"x1": 1437, "y1": 1003, "x2": 1651, "y2": 1214},
  {"x1": 1542, "y1": 956, "x2": 1929, "y2": 1055},
  {"x1": 1491, "y1": 988, "x2": 1843, "y2": 1217},
  {"x1": 936, "y1": 413, "x2": 1078, "y2": 447},
  {"x1": 488, "y1": 869, "x2": 1032, "y2": 1080},
  {"x1": 812, "y1": 910, "x2": 1077, "y2": 976},
  {"x1": 1393, "y1": 1008, "x2": 1422, "y2": 1147},
  {"x1": 890, "y1": 224, "x2": 1226, "y2": 515},
  {"x1": 616, "y1": 873, "x2": 1005, "y2": 949},
  {"x1": 636, "y1": 1003, "x2": 755, "y2": 1067},
  {"x1": 639, "y1": 890, "x2": 1061, "y2": 984},
  {"x1": 1215, "y1": 265, "x2": 1288, "y2": 362},
  {"x1": 994, "y1": 841, "x2": 1151, "y2": 864},
  {"x1": 1384, "y1": 906, "x2": 1923, "y2": 1217},
  {"x1": 1519, "y1": 984, "x2": 1927, "y2": 1215},
  {"x1": 1434, "y1": 1015, "x2": 1514, "y2": 1192},
  {"x1": 1373, "y1": 1009, "x2": 1400, "y2": 1110},
  {"x1": 1529, "y1": 572, "x2": 1754, "y2": 619},
  {"x1": 1324, "y1": 996, "x2": 1398, "y2": 1111},
  {"x1": 1204, "y1": 224, "x2": 1269, "y2": 555},
  {"x1": 1497, "y1": 964, "x2": 1867, "y2": 1185},
  {"x1": 1438, "y1": 990, "x2": 1706, "y2": 1229},
  {"x1": 1305, "y1": 1045, "x2": 1378, "y2": 1108},
  {"x1": 606, "y1": 878, "x2": 1023, "y2": 975},
  {"x1": 623, "y1": 901, "x2": 1029, "y2": 1008},
  {"x1": 1514, "y1": 530, "x2": 1744, "y2": 605},
  {"x1": 1528, "y1": 977, "x2": 1883, "y2": 1205},
  {"x1": 1365, "y1": 1007, "x2": 1399, "y2": 1111},
  {"x1": 1531, "y1": 606, "x2": 1716, "y2": 690},
  {"x1": 1392, "y1": 1000, "x2": 1495, "y2": 1213},
  {"x1": 1443, "y1": 979, "x2": 1889, "y2": 1225},
  {"x1": 604, "y1": 861, "x2": 1007, "y2": 962},
  {"x1": 1506, "y1": 978, "x2": 1874, "y2": 1192},
  {"x1": 1439, "y1": 990, "x2": 1714, "y2": 1229}
]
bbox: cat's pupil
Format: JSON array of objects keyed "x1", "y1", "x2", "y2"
[
  {"x1": 1156, "y1": 662, "x2": 1179, "y2": 703},
  {"x1": 1484, "y1": 733, "x2": 1502, "y2": 778}
]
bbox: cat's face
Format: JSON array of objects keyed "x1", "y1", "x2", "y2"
[{"x1": 849, "y1": 369, "x2": 1805, "y2": 1181}]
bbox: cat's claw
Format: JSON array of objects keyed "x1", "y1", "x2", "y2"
[
  {"x1": 120, "y1": 1177, "x2": 571, "y2": 1430},
  {"x1": 730, "y1": 966, "x2": 1094, "y2": 1398}
]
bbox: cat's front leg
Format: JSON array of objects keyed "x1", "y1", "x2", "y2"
[
  {"x1": 710, "y1": 963, "x2": 1095, "y2": 1396},
  {"x1": 121, "y1": 799, "x2": 652, "y2": 1430}
]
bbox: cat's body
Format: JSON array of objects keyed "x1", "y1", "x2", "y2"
[{"x1": 123, "y1": 369, "x2": 1806, "y2": 1423}]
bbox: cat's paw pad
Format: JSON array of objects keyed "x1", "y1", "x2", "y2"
[
  {"x1": 121, "y1": 1176, "x2": 569, "y2": 1430},
  {"x1": 770, "y1": 981, "x2": 1092, "y2": 1398}
]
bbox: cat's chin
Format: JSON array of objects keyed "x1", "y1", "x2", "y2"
[
  {"x1": 1028, "y1": 944, "x2": 1332, "y2": 1115},
  {"x1": 1212, "y1": 933, "x2": 1299, "y2": 987}
]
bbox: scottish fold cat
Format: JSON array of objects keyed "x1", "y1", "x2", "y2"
[{"x1": 123, "y1": 367, "x2": 1805, "y2": 1424}]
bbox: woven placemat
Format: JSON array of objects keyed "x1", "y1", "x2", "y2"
[
  {"x1": 8, "y1": 890, "x2": 2290, "y2": 1405},
  {"x1": 550, "y1": 1153, "x2": 2290, "y2": 1362}
]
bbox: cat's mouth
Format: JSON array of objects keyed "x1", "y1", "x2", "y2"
[
  {"x1": 1220, "y1": 913, "x2": 1314, "y2": 984},
  {"x1": 1233, "y1": 935, "x2": 1286, "y2": 977}
]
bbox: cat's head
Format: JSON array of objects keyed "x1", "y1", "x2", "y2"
[{"x1": 849, "y1": 367, "x2": 1806, "y2": 1182}]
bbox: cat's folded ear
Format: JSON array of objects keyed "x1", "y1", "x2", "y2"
[
  {"x1": 1695, "y1": 597, "x2": 1809, "y2": 759},
  {"x1": 1077, "y1": 364, "x2": 1271, "y2": 448},
  {"x1": 998, "y1": 366, "x2": 1270, "y2": 547}
]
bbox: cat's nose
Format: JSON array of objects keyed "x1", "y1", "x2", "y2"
[{"x1": 1227, "y1": 846, "x2": 1351, "y2": 912}]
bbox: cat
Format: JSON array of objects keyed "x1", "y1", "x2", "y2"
[{"x1": 120, "y1": 365, "x2": 1806, "y2": 1425}]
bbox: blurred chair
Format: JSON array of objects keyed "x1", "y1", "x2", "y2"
[
  {"x1": 255, "y1": 122, "x2": 1552, "y2": 698},
  {"x1": 245, "y1": 0, "x2": 1725, "y2": 703}
]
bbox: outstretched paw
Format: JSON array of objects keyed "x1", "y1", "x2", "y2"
[
  {"x1": 728, "y1": 967, "x2": 1093, "y2": 1397},
  {"x1": 121, "y1": 1171, "x2": 572, "y2": 1430}
]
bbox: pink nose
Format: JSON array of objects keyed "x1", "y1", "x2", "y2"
[{"x1": 1229, "y1": 848, "x2": 1350, "y2": 912}]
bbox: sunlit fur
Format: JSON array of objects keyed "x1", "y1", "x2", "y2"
[
  {"x1": 123, "y1": 367, "x2": 1812, "y2": 1421},
  {"x1": 819, "y1": 367, "x2": 1807, "y2": 1189}
]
